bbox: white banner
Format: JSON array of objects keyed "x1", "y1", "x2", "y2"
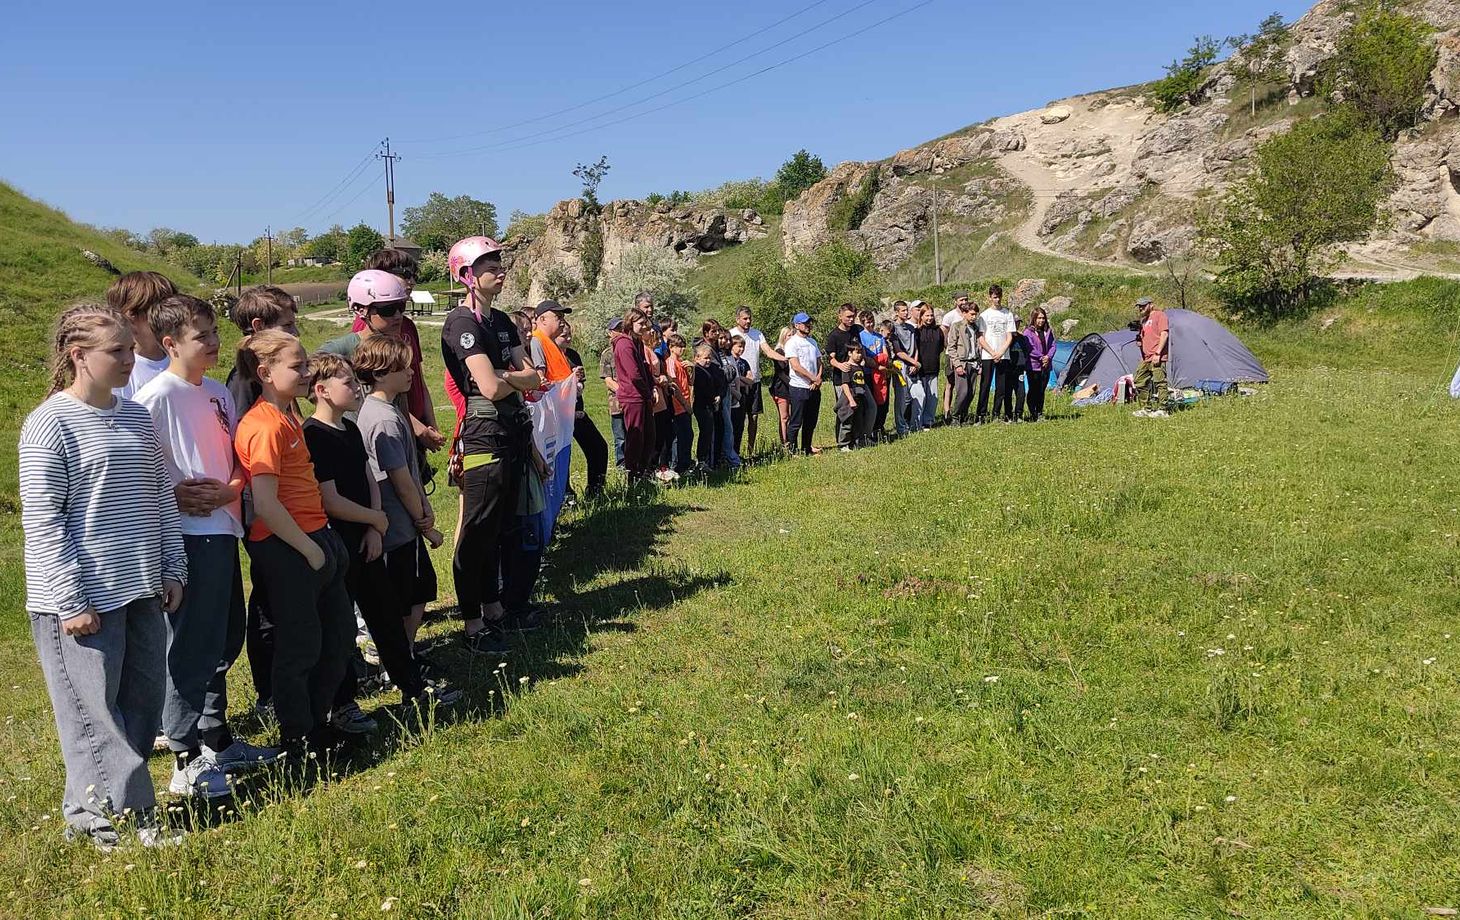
[{"x1": 530, "y1": 377, "x2": 577, "y2": 473}]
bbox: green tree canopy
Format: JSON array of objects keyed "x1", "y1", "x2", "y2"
[
  {"x1": 1324, "y1": 3, "x2": 1437, "y2": 140},
  {"x1": 345, "y1": 223, "x2": 386, "y2": 271},
  {"x1": 401, "y1": 193, "x2": 499, "y2": 251}
]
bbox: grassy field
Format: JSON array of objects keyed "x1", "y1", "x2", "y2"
[{"x1": 3, "y1": 186, "x2": 1460, "y2": 916}]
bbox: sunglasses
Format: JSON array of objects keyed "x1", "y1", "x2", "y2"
[{"x1": 371, "y1": 301, "x2": 407, "y2": 318}]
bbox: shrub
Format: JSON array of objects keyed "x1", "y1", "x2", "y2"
[
  {"x1": 505, "y1": 209, "x2": 546, "y2": 242},
  {"x1": 828, "y1": 166, "x2": 881, "y2": 233},
  {"x1": 1323, "y1": 3, "x2": 1436, "y2": 140},
  {"x1": 1151, "y1": 35, "x2": 1222, "y2": 113},
  {"x1": 579, "y1": 246, "x2": 697, "y2": 354},
  {"x1": 541, "y1": 265, "x2": 583, "y2": 303},
  {"x1": 417, "y1": 250, "x2": 447, "y2": 285},
  {"x1": 738, "y1": 241, "x2": 882, "y2": 335},
  {"x1": 1200, "y1": 109, "x2": 1394, "y2": 318}
]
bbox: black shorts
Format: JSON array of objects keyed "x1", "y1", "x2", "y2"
[
  {"x1": 384, "y1": 536, "x2": 437, "y2": 608},
  {"x1": 742, "y1": 381, "x2": 764, "y2": 416}
]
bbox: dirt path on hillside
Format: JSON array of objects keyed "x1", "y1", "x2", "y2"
[{"x1": 988, "y1": 94, "x2": 1154, "y2": 271}]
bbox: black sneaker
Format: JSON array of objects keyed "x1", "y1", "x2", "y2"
[
  {"x1": 462, "y1": 628, "x2": 512, "y2": 657},
  {"x1": 503, "y1": 606, "x2": 551, "y2": 633}
]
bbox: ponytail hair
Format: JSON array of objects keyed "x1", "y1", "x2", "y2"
[
  {"x1": 236, "y1": 329, "x2": 300, "y2": 387},
  {"x1": 48, "y1": 303, "x2": 128, "y2": 397}
]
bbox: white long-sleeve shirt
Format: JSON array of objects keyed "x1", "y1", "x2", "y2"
[{"x1": 19, "y1": 392, "x2": 186, "y2": 619}]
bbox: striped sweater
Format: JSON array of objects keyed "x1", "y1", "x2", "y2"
[{"x1": 19, "y1": 393, "x2": 187, "y2": 619}]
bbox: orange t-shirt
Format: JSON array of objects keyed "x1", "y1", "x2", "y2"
[
  {"x1": 235, "y1": 400, "x2": 328, "y2": 541},
  {"x1": 669, "y1": 355, "x2": 692, "y2": 415}
]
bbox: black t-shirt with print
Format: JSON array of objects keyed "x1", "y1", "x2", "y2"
[
  {"x1": 302, "y1": 417, "x2": 371, "y2": 550},
  {"x1": 825, "y1": 324, "x2": 864, "y2": 386},
  {"x1": 441, "y1": 305, "x2": 523, "y2": 453}
]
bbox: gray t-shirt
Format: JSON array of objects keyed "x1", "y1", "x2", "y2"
[{"x1": 355, "y1": 395, "x2": 420, "y2": 551}]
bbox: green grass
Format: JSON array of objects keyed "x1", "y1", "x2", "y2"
[
  {"x1": 5, "y1": 183, "x2": 1460, "y2": 917},
  {"x1": 689, "y1": 215, "x2": 783, "y2": 316},
  {"x1": 239, "y1": 265, "x2": 349, "y2": 285}
]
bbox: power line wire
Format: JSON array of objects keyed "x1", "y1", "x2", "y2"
[
  {"x1": 408, "y1": 0, "x2": 835, "y2": 145},
  {"x1": 285, "y1": 147, "x2": 378, "y2": 225},
  {"x1": 416, "y1": 0, "x2": 887, "y2": 160},
  {"x1": 421, "y1": 0, "x2": 935, "y2": 161},
  {"x1": 315, "y1": 167, "x2": 381, "y2": 226}
]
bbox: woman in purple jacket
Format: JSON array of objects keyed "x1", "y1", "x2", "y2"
[
  {"x1": 613, "y1": 308, "x2": 657, "y2": 481},
  {"x1": 1024, "y1": 306, "x2": 1056, "y2": 421}
]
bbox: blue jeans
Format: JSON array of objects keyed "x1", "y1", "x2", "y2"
[
  {"x1": 909, "y1": 376, "x2": 939, "y2": 431},
  {"x1": 32, "y1": 596, "x2": 166, "y2": 837},
  {"x1": 718, "y1": 398, "x2": 741, "y2": 467},
  {"x1": 609, "y1": 414, "x2": 625, "y2": 468},
  {"x1": 891, "y1": 375, "x2": 911, "y2": 436}
]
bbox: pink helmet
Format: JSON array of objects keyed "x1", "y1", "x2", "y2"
[
  {"x1": 448, "y1": 236, "x2": 504, "y2": 282},
  {"x1": 347, "y1": 269, "x2": 408, "y2": 307}
]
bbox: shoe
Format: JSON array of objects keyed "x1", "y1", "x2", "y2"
[
  {"x1": 153, "y1": 732, "x2": 169, "y2": 753},
  {"x1": 358, "y1": 639, "x2": 381, "y2": 667},
  {"x1": 329, "y1": 703, "x2": 378, "y2": 735},
  {"x1": 205, "y1": 738, "x2": 283, "y2": 773},
  {"x1": 1132, "y1": 409, "x2": 1150, "y2": 418},
  {"x1": 253, "y1": 699, "x2": 274, "y2": 721},
  {"x1": 419, "y1": 680, "x2": 464, "y2": 707},
  {"x1": 462, "y1": 628, "x2": 512, "y2": 657},
  {"x1": 65, "y1": 823, "x2": 120, "y2": 853},
  {"x1": 168, "y1": 755, "x2": 233, "y2": 799},
  {"x1": 503, "y1": 606, "x2": 550, "y2": 633},
  {"x1": 138, "y1": 825, "x2": 186, "y2": 848},
  {"x1": 1147, "y1": 409, "x2": 1170, "y2": 418}
]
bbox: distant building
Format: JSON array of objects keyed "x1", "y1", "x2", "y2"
[{"x1": 388, "y1": 237, "x2": 423, "y2": 259}]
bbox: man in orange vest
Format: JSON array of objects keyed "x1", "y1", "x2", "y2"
[{"x1": 528, "y1": 301, "x2": 575, "y2": 384}]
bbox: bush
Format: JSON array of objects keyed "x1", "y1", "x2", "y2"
[
  {"x1": 737, "y1": 241, "x2": 883, "y2": 336},
  {"x1": 541, "y1": 265, "x2": 583, "y2": 303},
  {"x1": 504, "y1": 209, "x2": 546, "y2": 242},
  {"x1": 1201, "y1": 110, "x2": 1394, "y2": 318},
  {"x1": 579, "y1": 246, "x2": 698, "y2": 354},
  {"x1": 689, "y1": 179, "x2": 774, "y2": 212},
  {"x1": 417, "y1": 250, "x2": 447, "y2": 285},
  {"x1": 828, "y1": 166, "x2": 881, "y2": 233},
  {"x1": 1151, "y1": 35, "x2": 1222, "y2": 113},
  {"x1": 1323, "y1": 3, "x2": 1436, "y2": 140}
]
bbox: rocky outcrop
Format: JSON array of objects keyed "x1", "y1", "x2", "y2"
[
  {"x1": 781, "y1": 162, "x2": 875, "y2": 256},
  {"x1": 503, "y1": 197, "x2": 768, "y2": 305}
]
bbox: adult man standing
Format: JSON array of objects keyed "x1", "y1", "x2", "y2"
[
  {"x1": 824, "y1": 304, "x2": 864, "y2": 450},
  {"x1": 1133, "y1": 296, "x2": 1171, "y2": 418},
  {"x1": 974, "y1": 284, "x2": 1016, "y2": 424},
  {"x1": 783, "y1": 313, "x2": 823, "y2": 455},
  {"x1": 729, "y1": 305, "x2": 786, "y2": 458},
  {"x1": 937, "y1": 292, "x2": 969, "y2": 423},
  {"x1": 888, "y1": 300, "x2": 918, "y2": 438}
]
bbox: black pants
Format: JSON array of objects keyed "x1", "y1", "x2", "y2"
[
  {"x1": 974, "y1": 359, "x2": 995, "y2": 421},
  {"x1": 991, "y1": 360, "x2": 1017, "y2": 421},
  {"x1": 654, "y1": 408, "x2": 674, "y2": 469},
  {"x1": 672, "y1": 412, "x2": 695, "y2": 473},
  {"x1": 341, "y1": 539, "x2": 425, "y2": 701},
  {"x1": 873, "y1": 400, "x2": 889, "y2": 442},
  {"x1": 573, "y1": 413, "x2": 608, "y2": 498},
  {"x1": 787, "y1": 388, "x2": 821, "y2": 454},
  {"x1": 731, "y1": 405, "x2": 746, "y2": 457},
  {"x1": 245, "y1": 578, "x2": 274, "y2": 704},
  {"x1": 1010, "y1": 369, "x2": 1027, "y2": 420},
  {"x1": 1026, "y1": 369, "x2": 1050, "y2": 419},
  {"x1": 453, "y1": 451, "x2": 518, "y2": 621},
  {"x1": 248, "y1": 528, "x2": 354, "y2": 744},
  {"x1": 693, "y1": 400, "x2": 717, "y2": 466},
  {"x1": 852, "y1": 393, "x2": 877, "y2": 447}
]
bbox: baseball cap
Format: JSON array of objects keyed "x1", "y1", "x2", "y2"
[
  {"x1": 908, "y1": 299, "x2": 926, "y2": 309},
  {"x1": 1135, "y1": 297, "x2": 1155, "y2": 307},
  {"x1": 792, "y1": 312, "x2": 812, "y2": 325},
  {"x1": 533, "y1": 300, "x2": 572, "y2": 318},
  {"x1": 607, "y1": 317, "x2": 623, "y2": 331}
]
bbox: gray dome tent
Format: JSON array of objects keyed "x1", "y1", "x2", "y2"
[{"x1": 1059, "y1": 309, "x2": 1268, "y2": 392}]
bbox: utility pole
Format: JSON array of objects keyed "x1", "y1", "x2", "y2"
[
  {"x1": 378, "y1": 138, "x2": 400, "y2": 245},
  {"x1": 265, "y1": 226, "x2": 273, "y2": 285},
  {"x1": 930, "y1": 154, "x2": 943, "y2": 287}
]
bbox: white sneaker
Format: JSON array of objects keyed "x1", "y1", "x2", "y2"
[
  {"x1": 1147, "y1": 409, "x2": 1170, "y2": 418},
  {"x1": 1132, "y1": 409, "x2": 1149, "y2": 418},
  {"x1": 138, "y1": 825, "x2": 186, "y2": 848},
  {"x1": 330, "y1": 703, "x2": 378, "y2": 734},
  {"x1": 153, "y1": 732, "x2": 170, "y2": 753},
  {"x1": 204, "y1": 739, "x2": 283, "y2": 773},
  {"x1": 169, "y1": 756, "x2": 232, "y2": 799}
]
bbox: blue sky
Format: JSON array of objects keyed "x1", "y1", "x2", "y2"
[{"x1": 1, "y1": 0, "x2": 1311, "y2": 243}]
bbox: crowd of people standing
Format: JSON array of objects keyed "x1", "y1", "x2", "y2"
[{"x1": 16, "y1": 230, "x2": 1173, "y2": 851}]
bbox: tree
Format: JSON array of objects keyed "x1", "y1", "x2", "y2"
[
  {"x1": 1324, "y1": 3, "x2": 1436, "y2": 140},
  {"x1": 146, "y1": 227, "x2": 198, "y2": 255},
  {"x1": 774, "y1": 149, "x2": 828, "y2": 200},
  {"x1": 305, "y1": 224, "x2": 347, "y2": 263},
  {"x1": 1228, "y1": 13, "x2": 1292, "y2": 116},
  {"x1": 505, "y1": 209, "x2": 547, "y2": 241},
  {"x1": 580, "y1": 245, "x2": 698, "y2": 353},
  {"x1": 344, "y1": 223, "x2": 386, "y2": 271},
  {"x1": 737, "y1": 241, "x2": 882, "y2": 336},
  {"x1": 573, "y1": 156, "x2": 611, "y2": 211},
  {"x1": 1151, "y1": 35, "x2": 1223, "y2": 113},
  {"x1": 1200, "y1": 110, "x2": 1394, "y2": 317},
  {"x1": 400, "y1": 192, "x2": 499, "y2": 252}
]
